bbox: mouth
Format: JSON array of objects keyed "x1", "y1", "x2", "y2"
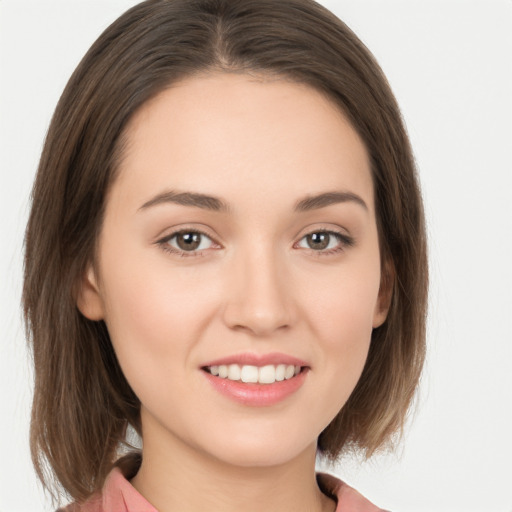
[
  {"x1": 200, "y1": 353, "x2": 310, "y2": 405},
  {"x1": 202, "y1": 364, "x2": 304, "y2": 385}
]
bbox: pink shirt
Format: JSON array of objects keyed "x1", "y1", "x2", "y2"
[{"x1": 61, "y1": 467, "x2": 388, "y2": 512}]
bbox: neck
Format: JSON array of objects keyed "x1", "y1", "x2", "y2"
[{"x1": 130, "y1": 419, "x2": 335, "y2": 512}]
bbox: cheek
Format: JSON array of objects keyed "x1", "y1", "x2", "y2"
[
  {"x1": 302, "y1": 258, "x2": 381, "y2": 405},
  {"x1": 307, "y1": 259, "x2": 381, "y2": 346},
  {"x1": 98, "y1": 248, "x2": 218, "y2": 385}
]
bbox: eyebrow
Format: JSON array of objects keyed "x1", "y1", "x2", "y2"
[{"x1": 138, "y1": 189, "x2": 368, "y2": 213}]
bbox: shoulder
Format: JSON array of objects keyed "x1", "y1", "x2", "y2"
[
  {"x1": 316, "y1": 472, "x2": 390, "y2": 512},
  {"x1": 57, "y1": 467, "x2": 157, "y2": 512},
  {"x1": 56, "y1": 499, "x2": 101, "y2": 512},
  {"x1": 56, "y1": 494, "x2": 102, "y2": 512}
]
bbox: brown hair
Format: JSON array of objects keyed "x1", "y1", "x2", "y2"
[{"x1": 23, "y1": 0, "x2": 427, "y2": 504}]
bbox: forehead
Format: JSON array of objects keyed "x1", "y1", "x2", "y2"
[{"x1": 113, "y1": 72, "x2": 374, "y2": 216}]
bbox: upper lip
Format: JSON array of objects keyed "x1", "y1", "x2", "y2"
[{"x1": 201, "y1": 352, "x2": 309, "y2": 368}]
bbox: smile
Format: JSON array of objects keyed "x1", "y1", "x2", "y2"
[{"x1": 205, "y1": 364, "x2": 302, "y2": 384}]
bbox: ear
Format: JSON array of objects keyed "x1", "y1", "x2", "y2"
[
  {"x1": 372, "y1": 258, "x2": 395, "y2": 328},
  {"x1": 75, "y1": 265, "x2": 105, "y2": 321}
]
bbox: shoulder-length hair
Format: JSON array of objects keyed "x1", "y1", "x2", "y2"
[{"x1": 23, "y1": 0, "x2": 427, "y2": 503}]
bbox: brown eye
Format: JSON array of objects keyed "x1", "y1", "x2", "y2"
[
  {"x1": 296, "y1": 230, "x2": 353, "y2": 254},
  {"x1": 161, "y1": 230, "x2": 215, "y2": 255},
  {"x1": 175, "y1": 232, "x2": 202, "y2": 251},
  {"x1": 305, "y1": 232, "x2": 330, "y2": 250}
]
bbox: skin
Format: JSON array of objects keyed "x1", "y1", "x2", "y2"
[{"x1": 78, "y1": 73, "x2": 390, "y2": 512}]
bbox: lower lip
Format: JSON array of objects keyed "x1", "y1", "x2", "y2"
[{"x1": 202, "y1": 369, "x2": 308, "y2": 407}]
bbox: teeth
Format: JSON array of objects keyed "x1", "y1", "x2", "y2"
[
  {"x1": 240, "y1": 365, "x2": 259, "y2": 383},
  {"x1": 259, "y1": 365, "x2": 276, "y2": 384},
  {"x1": 208, "y1": 364, "x2": 302, "y2": 384},
  {"x1": 284, "y1": 365, "x2": 295, "y2": 379},
  {"x1": 228, "y1": 364, "x2": 241, "y2": 381}
]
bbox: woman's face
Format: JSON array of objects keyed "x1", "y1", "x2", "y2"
[{"x1": 79, "y1": 73, "x2": 389, "y2": 468}]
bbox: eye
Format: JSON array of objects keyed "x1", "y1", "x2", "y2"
[
  {"x1": 296, "y1": 229, "x2": 354, "y2": 255},
  {"x1": 157, "y1": 229, "x2": 216, "y2": 257},
  {"x1": 157, "y1": 227, "x2": 353, "y2": 258}
]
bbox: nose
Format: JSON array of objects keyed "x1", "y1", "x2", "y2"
[{"x1": 222, "y1": 245, "x2": 296, "y2": 337}]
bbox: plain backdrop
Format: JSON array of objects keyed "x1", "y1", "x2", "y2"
[{"x1": 1, "y1": 1, "x2": 511, "y2": 511}]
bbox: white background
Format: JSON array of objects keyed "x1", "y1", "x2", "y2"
[{"x1": 1, "y1": 1, "x2": 511, "y2": 511}]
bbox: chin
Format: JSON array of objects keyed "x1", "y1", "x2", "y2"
[{"x1": 199, "y1": 429, "x2": 317, "y2": 469}]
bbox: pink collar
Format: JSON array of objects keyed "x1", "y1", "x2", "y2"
[{"x1": 63, "y1": 466, "x2": 386, "y2": 511}]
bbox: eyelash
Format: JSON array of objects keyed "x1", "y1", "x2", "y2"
[{"x1": 156, "y1": 227, "x2": 354, "y2": 259}]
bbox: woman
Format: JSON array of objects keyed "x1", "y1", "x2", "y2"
[{"x1": 23, "y1": 0, "x2": 427, "y2": 510}]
